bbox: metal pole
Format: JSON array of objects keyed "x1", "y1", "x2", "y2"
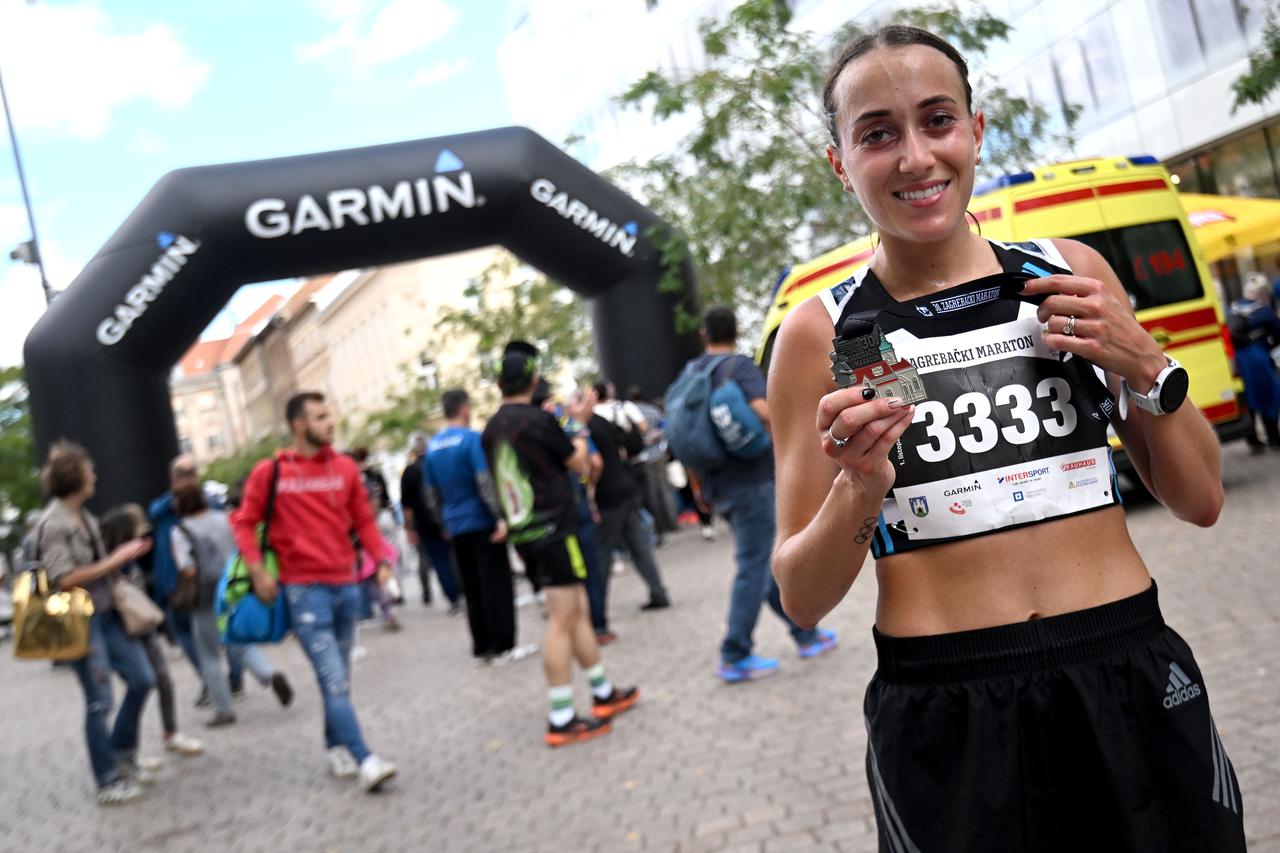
[{"x1": 0, "y1": 64, "x2": 54, "y2": 305}]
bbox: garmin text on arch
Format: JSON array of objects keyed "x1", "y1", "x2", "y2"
[
  {"x1": 244, "y1": 172, "x2": 479, "y2": 239},
  {"x1": 529, "y1": 178, "x2": 637, "y2": 256},
  {"x1": 96, "y1": 234, "x2": 201, "y2": 346}
]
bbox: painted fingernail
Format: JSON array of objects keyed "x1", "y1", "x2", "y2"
[{"x1": 885, "y1": 397, "x2": 905, "y2": 409}]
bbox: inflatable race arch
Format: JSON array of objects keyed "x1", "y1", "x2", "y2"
[{"x1": 23, "y1": 126, "x2": 700, "y2": 508}]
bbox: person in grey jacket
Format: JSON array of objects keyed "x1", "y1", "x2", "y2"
[{"x1": 36, "y1": 442, "x2": 155, "y2": 806}]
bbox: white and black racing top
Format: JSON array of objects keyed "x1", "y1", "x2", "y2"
[{"x1": 820, "y1": 238, "x2": 1123, "y2": 558}]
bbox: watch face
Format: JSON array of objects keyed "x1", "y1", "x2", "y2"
[{"x1": 1159, "y1": 367, "x2": 1190, "y2": 413}]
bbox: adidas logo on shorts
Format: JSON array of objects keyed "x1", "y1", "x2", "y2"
[{"x1": 1163, "y1": 661, "x2": 1202, "y2": 709}]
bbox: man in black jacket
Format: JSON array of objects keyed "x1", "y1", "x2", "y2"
[{"x1": 570, "y1": 387, "x2": 671, "y2": 613}]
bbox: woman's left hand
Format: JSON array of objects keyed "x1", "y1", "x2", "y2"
[{"x1": 1022, "y1": 273, "x2": 1168, "y2": 388}]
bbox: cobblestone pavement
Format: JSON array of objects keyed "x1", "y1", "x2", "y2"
[{"x1": 2, "y1": 443, "x2": 1278, "y2": 852}]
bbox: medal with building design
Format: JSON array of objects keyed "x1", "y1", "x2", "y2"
[{"x1": 829, "y1": 317, "x2": 928, "y2": 403}]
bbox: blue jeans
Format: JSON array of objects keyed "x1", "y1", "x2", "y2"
[
  {"x1": 420, "y1": 535, "x2": 460, "y2": 604},
  {"x1": 284, "y1": 583, "x2": 370, "y2": 763},
  {"x1": 166, "y1": 605, "x2": 203, "y2": 678},
  {"x1": 715, "y1": 480, "x2": 817, "y2": 663},
  {"x1": 576, "y1": 512, "x2": 607, "y2": 633},
  {"x1": 72, "y1": 610, "x2": 157, "y2": 787}
]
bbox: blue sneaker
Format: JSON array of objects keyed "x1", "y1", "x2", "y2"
[
  {"x1": 717, "y1": 654, "x2": 780, "y2": 683},
  {"x1": 798, "y1": 628, "x2": 838, "y2": 659}
]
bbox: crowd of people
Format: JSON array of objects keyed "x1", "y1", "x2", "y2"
[{"x1": 22, "y1": 299, "x2": 847, "y2": 807}]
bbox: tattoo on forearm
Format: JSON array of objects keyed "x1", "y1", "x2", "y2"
[{"x1": 853, "y1": 516, "x2": 877, "y2": 545}]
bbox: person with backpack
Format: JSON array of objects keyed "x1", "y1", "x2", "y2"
[
  {"x1": 580, "y1": 384, "x2": 672, "y2": 612},
  {"x1": 231, "y1": 391, "x2": 398, "y2": 791},
  {"x1": 171, "y1": 481, "x2": 294, "y2": 726},
  {"x1": 666, "y1": 305, "x2": 837, "y2": 683}
]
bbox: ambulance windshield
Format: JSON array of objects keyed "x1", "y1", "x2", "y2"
[{"x1": 1069, "y1": 220, "x2": 1203, "y2": 311}]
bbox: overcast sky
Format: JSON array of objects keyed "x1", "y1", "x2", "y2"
[{"x1": 0, "y1": 0, "x2": 516, "y2": 365}]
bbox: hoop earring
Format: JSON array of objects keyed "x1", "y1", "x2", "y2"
[{"x1": 966, "y1": 209, "x2": 982, "y2": 236}]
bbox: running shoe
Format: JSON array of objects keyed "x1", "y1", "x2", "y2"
[
  {"x1": 797, "y1": 628, "x2": 838, "y2": 659},
  {"x1": 640, "y1": 597, "x2": 670, "y2": 611},
  {"x1": 545, "y1": 715, "x2": 612, "y2": 748},
  {"x1": 205, "y1": 711, "x2": 237, "y2": 728},
  {"x1": 271, "y1": 672, "x2": 294, "y2": 707},
  {"x1": 359, "y1": 755, "x2": 398, "y2": 792},
  {"x1": 117, "y1": 758, "x2": 157, "y2": 785},
  {"x1": 592, "y1": 686, "x2": 639, "y2": 719},
  {"x1": 96, "y1": 779, "x2": 145, "y2": 806},
  {"x1": 193, "y1": 687, "x2": 210, "y2": 708},
  {"x1": 717, "y1": 654, "x2": 780, "y2": 683},
  {"x1": 328, "y1": 746, "x2": 359, "y2": 779},
  {"x1": 164, "y1": 732, "x2": 204, "y2": 755}
]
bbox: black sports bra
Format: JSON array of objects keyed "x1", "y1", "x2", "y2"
[{"x1": 820, "y1": 239, "x2": 1123, "y2": 558}]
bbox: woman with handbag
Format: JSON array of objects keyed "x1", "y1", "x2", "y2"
[
  {"x1": 35, "y1": 442, "x2": 156, "y2": 806},
  {"x1": 100, "y1": 504, "x2": 205, "y2": 757}
]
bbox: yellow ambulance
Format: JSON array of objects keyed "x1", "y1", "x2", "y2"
[{"x1": 758, "y1": 156, "x2": 1251, "y2": 465}]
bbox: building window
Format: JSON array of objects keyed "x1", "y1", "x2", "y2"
[
  {"x1": 1152, "y1": 0, "x2": 1249, "y2": 84},
  {"x1": 1212, "y1": 128, "x2": 1279, "y2": 197}
]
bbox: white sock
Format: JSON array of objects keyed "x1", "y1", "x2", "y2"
[
  {"x1": 548, "y1": 684, "x2": 574, "y2": 726},
  {"x1": 586, "y1": 663, "x2": 613, "y2": 700}
]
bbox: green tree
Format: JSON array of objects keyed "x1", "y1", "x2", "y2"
[
  {"x1": 202, "y1": 434, "x2": 284, "y2": 492},
  {"x1": 0, "y1": 366, "x2": 41, "y2": 553},
  {"x1": 1232, "y1": 1, "x2": 1280, "y2": 111},
  {"x1": 342, "y1": 373, "x2": 448, "y2": 451},
  {"x1": 435, "y1": 254, "x2": 595, "y2": 383},
  {"x1": 613, "y1": 0, "x2": 1067, "y2": 330}
]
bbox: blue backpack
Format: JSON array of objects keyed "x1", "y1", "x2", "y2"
[{"x1": 664, "y1": 355, "x2": 771, "y2": 474}]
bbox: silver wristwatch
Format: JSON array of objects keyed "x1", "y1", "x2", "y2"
[{"x1": 1122, "y1": 357, "x2": 1189, "y2": 416}]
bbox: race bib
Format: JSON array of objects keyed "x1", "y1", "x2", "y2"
[{"x1": 875, "y1": 279, "x2": 1118, "y2": 542}]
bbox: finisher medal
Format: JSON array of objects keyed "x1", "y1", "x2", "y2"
[{"x1": 829, "y1": 316, "x2": 928, "y2": 403}]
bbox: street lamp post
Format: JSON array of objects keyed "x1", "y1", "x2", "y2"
[{"x1": 0, "y1": 64, "x2": 54, "y2": 306}]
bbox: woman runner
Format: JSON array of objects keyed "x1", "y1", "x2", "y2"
[{"x1": 770, "y1": 25, "x2": 1246, "y2": 852}]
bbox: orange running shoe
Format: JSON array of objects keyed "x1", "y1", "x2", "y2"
[
  {"x1": 591, "y1": 686, "x2": 639, "y2": 719},
  {"x1": 545, "y1": 715, "x2": 612, "y2": 748}
]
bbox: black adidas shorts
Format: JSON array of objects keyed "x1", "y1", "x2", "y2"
[
  {"x1": 865, "y1": 583, "x2": 1246, "y2": 852},
  {"x1": 515, "y1": 534, "x2": 588, "y2": 589}
]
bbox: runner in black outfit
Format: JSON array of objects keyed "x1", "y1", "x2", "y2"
[{"x1": 770, "y1": 25, "x2": 1245, "y2": 852}]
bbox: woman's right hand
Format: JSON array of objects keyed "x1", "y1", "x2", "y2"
[
  {"x1": 816, "y1": 390, "x2": 916, "y2": 495},
  {"x1": 110, "y1": 538, "x2": 150, "y2": 568}
]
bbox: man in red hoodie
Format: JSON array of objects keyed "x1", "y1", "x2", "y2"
[{"x1": 232, "y1": 391, "x2": 397, "y2": 792}]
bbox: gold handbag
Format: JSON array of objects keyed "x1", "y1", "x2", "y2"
[{"x1": 11, "y1": 567, "x2": 95, "y2": 661}]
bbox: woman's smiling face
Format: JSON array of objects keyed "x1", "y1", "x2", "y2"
[{"x1": 826, "y1": 44, "x2": 984, "y2": 245}]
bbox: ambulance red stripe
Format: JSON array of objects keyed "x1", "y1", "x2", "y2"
[{"x1": 781, "y1": 248, "x2": 874, "y2": 297}]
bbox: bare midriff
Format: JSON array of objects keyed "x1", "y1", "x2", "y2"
[{"x1": 872, "y1": 505, "x2": 1152, "y2": 637}]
